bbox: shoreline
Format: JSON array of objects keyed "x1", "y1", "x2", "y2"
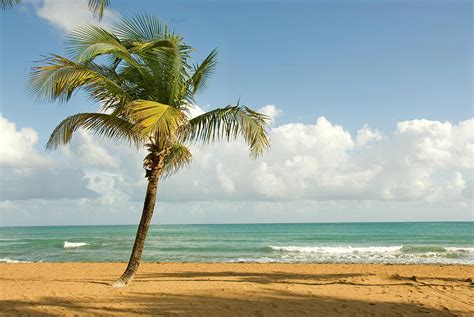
[
  {"x1": 1, "y1": 262, "x2": 473, "y2": 316},
  {"x1": 2, "y1": 260, "x2": 474, "y2": 265}
]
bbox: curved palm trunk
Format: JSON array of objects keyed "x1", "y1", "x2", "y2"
[{"x1": 112, "y1": 168, "x2": 160, "y2": 288}]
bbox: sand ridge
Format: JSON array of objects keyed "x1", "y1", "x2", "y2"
[{"x1": 1, "y1": 263, "x2": 473, "y2": 316}]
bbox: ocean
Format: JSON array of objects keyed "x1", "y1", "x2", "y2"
[{"x1": 0, "y1": 222, "x2": 472, "y2": 264}]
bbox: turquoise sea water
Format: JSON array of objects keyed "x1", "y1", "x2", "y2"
[{"x1": 0, "y1": 222, "x2": 472, "y2": 264}]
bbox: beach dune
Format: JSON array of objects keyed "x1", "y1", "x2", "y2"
[{"x1": 1, "y1": 263, "x2": 473, "y2": 316}]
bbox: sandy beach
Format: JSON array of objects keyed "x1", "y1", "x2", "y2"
[{"x1": 0, "y1": 263, "x2": 473, "y2": 316}]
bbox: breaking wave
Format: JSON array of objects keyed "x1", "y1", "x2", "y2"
[
  {"x1": 0, "y1": 257, "x2": 32, "y2": 263},
  {"x1": 444, "y1": 247, "x2": 474, "y2": 253},
  {"x1": 269, "y1": 245, "x2": 404, "y2": 254},
  {"x1": 64, "y1": 241, "x2": 89, "y2": 249},
  {"x1": 262, "y1": 245, "x2": 474, "y2": 264}
]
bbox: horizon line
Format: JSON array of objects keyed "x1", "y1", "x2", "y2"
[{"x1": 1, "y1": 220, "x2": 472, "y2": 228}]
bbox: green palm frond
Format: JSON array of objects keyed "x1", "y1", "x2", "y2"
[
  {"x1": 67, "y1": 26, "x2": 133, "y2": 64},
  {"x1": 133, "y1": 40, "x2": 190, "y2": 107},
  {"x1": 183, "y1": 105, "x2": 270, "y2": 158},
  {"x1": 29, "y1": 54, "x2": 130, "y2": 104},
  {"x1": 88, "y1": 0, "x2": 110, "y2": 20},
  {"x1": 190, "y1": 49, "x2": 218, "y2": 94},
  {"x1": 162, "y1": 142, "x2": 192, "y2": 177},
  {"x1": 30, "y1": 14, "x2": 269, "y2": 176},
  {"x1": 128, "y1": 100, "x2": 186, "y2": 137},
  {"x1": 46, "y1": 112, "x2": 141, "y2": 150},
  {"x1": 113, "y1": 14, "x2": 171, "y2": 42},
  {"x1": 66, "y1": 26, "x2": 152, "y2": 83},
  {"x1": 128, "y1": 39, "x2": 177, "y2": 55},
  {"x1": 1, "y1": 0, "x2": 20, "y2": 9}
]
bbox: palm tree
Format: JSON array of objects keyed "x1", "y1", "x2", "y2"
[
  {"x1": 2, "y1": 0, "x2": 110, "y2": 20},
  {"x1": 28, "y1": 15, "x2": 270, "y2": 287}
]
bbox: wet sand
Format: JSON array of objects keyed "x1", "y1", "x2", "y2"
[{"x1": 1, "y1": 263, "x2": 473, "y2": 316}]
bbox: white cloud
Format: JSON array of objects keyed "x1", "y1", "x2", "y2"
[
  {"x1": 0, "y1": 114, "x2": 50, "y2": 168},
  {"x1": 0, "y1": 168, "x2": 97, "y2": 200},
  {"x1": 187, "y1": 103, "x2": 205, "y2": 119},
  {"x1": 356, "y1": 124, "x2": 382, "y2": 147},
  {"x1": 258, "y1": 105, "x2": 282, "y2": 124},
  {"x1": 0, "y1": 115, "x2": 98, "y2": 201},
  {"x1": 61, "y1": 130, "x2": 120, "y2": 169},
  {"x1": 252, "y1": 162, "x2": 286, "y2": 198},
  {"x1": 395, "y1": 118, "x2": 474, "y2": 169},
  {"x1": 159, "y1": 115, "x2": 472, "y2": 204},
  {"x1": 0, "y1": 110, "x2": 472, "y2": 225},
  {"x1": 31, "y1": 0, "x2": 119, "y2": 32},
  {"x1": 216, "y1": 163, "x2": 236, "y2": 193},
  {"x1": 85, "y1": 172, "x2": 128, "y2": 205}
]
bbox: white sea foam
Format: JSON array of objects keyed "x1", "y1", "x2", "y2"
[
  {"x1": 64, "y1": 241, "x2": 89, "y2": 249},
  {"x1": 230, "y1": 257, "x2": 278, "y2": 263},
  {"x1": 261, "y1": 244, "x2": 474, "y2": 264},
  {"x1": 269, "y1": 245, "x2": 404, "y2": 254},
  {"x1": 445, "y1": 247, "x2": 474, "y2": 253},
  {"x1": 0, "y1": 257, "x2": 32, "y2": 263}
]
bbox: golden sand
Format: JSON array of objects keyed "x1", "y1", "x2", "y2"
[{"x1": 1, "y1": 263, "x2": 473, "y2": 316}]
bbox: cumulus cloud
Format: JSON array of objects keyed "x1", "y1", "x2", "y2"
[
  {"x1": 395, "y1": 118, "x2": 474, "y2": 169},
  {"x1": 60, "y1": 130, "x2": 120, "y2": 169},
  {"x1": 85, "y1": 172, "x2": 129, "y2": 205},
  {"x1": 0, "y1": 115, "x2": 98, "y2": 201},
  {"x1": 187, "y1": 103, "x2": 205, "y2": 119},
  {"x1": 0, "y1": 110, "x2": 472, "y2": 225},
  {"x1": 0, "y1": 114, "x2": 50, "y2": 168},
  {"x1": 0, "y1": 168, "x2": 97, "y2": 200},
  {"x1": 356, "y1": 124, "x2": 382, "y2": 147},
  {"x1": 157, "y1": 115, "x2": 473, "y2": 204},
  {"x1": 258, "y1": 105, "x2": 282, "y2": 124},
  {"x1": 30, "y1": 0, "x2": 119, "y2": 32},
  {"x1": 216, "y1": 163, "x2": 236, "y2": 194}
]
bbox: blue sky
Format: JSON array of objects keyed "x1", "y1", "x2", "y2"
[
  {"x1": 0, "y1": 0, "x2": 472, "y2": 225},
  {"x1": 1, "y1": 0, "x2": 471, "y2": 141}
]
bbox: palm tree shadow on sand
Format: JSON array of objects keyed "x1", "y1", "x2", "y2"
[
  {"x1": 2, "y1": 270, "x2": 471, "y2": 316},
  {"x1": 0, "y1": 291, "x2": 463, "y2": 316}
]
